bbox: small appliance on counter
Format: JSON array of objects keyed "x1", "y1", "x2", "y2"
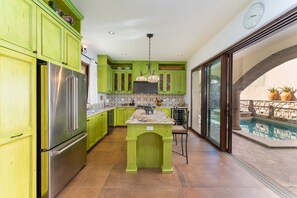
[
  {"x1": 105, "y1": 99, "x2": 109, "y2": 107},
  {"x1": 137, "y1": 104, "x2": 155, "y2": 115},
  {"x1": 37, "y1": 62, "x2": 87, "y2": 198}
]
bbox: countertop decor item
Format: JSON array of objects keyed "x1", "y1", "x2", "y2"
[
  {"x1": 156, "y1": 97, "x2": 163, "y2": 106},
  {"x1": 136, "y1": 34, "x2": 160, "y2": 83}
]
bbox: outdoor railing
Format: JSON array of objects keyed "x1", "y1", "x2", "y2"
[{"x1": 240, "y1": 100, "x2": 297, "y2": 121}]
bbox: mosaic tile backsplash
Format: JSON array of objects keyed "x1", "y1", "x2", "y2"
[{"x1": 107, "y1": 94, "x2": 186, "y2": 107}]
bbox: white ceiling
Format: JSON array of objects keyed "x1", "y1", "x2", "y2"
[{"x1": 71, "y1": 0, "x2": 251, "y2": 61}]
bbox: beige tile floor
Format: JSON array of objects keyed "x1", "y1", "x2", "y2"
[
  {"x1": 232, "y1": 133, "x2": 297, "y2": 196},
  {"x1": 57, "y1": 127, "x2": 279, "y2": 198}
]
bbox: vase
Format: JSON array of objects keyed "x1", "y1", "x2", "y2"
[
  {"x1": 280, "y1": 92, "x2": 292, "y2": 101},
  {"x1": 268, "y1": 92, "x2": 277, "y2": 100}
]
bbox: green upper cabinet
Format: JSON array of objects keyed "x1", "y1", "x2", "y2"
[
  {"x1": 172, "y1": 71, "x2": 186, "y2": 94},
  {"x1": 113, "y1": 70, "x2": 133, "y2": 93},
  {"x1": 132, "y1": 61, "x2": 158, "y2": 82},
  {"x1": 37, "y1": 7, "x2": 82, "y2": 71},
  {"x1": 0, "y1": 0, "x2": 37, "y2": 57},
  {"x1": 158, "y1": 71, "x2": 172, "y2": 94},
  {"x1": 158, "y1": 62, "x2": 186, "y2": 94},
  {"x1": 37, "y1": 7, "x2": 64, "y2": 64},
  {"x1": 64, "y1": 29, "x2": 81, "y2": 70},
  {"x1": 98, "y1": 65, "x2": 113, "y2": 93}
]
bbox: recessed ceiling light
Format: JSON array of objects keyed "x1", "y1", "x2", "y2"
[
  {"x1": 108, "y1": 31, "x2": 115, "y2": 35},
  {"x1": 178, "y1": 54, "x2": 182, "y2": 57},
  {"x1": 122, "y1": 52, "x2": 126, "y2": 55}
]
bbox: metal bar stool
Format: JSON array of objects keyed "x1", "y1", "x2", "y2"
[{"x1": 172, "y1": 109, "x2": 189, "y2": 164}]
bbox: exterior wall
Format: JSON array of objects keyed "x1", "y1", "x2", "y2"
[
  {"x1": 240, "y1": 59, "x2": 297, "y2": 100},
  {"x1": 186, "y1": 0, "x2": 297, "y2": 118}
]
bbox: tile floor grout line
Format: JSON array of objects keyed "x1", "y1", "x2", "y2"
[{"x1": 226, "y1": 153, "x2": 297, "y2": 198}]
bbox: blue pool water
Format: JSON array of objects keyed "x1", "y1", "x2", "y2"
[{"x1": 240, "y1": 118, "x2": 297, "y2": 140}]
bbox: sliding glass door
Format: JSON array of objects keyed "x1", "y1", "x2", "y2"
[
  {"x1": 205, "y1": 59, "x2": 222, "y2": 145},
  {"x1": 190, "y1": 55, "x2": 230, "y2": 151},
  {"x1": 191, "y1": 68, "x2": 202, "y2": 135}
]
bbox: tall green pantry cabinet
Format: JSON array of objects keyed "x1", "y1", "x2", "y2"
[
  {"x1": 0, "y1": 47, "x2": 36, "y2": 198},
  {"x1": 0, "y1": 0, "x2": 84, "y2": 197}
]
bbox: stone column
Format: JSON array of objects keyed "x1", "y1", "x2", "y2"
[{"x1": 232, "y1": 90, "x2": 242, "y2": 130}]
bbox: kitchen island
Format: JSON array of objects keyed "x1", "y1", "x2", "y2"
[{"x1": 126, "y1": 109, "x2": 175, "y2": 173}]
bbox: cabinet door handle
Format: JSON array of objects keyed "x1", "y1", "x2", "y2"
[
  {"x1": 33, "y1": 50, "x2": 37, "y2": 54},
  {"x1": 11, "y1": 133, "x2": 23, "y2": 139},
  {"x1": 87, "y1": 119, "x2": 90, "y2": 121}
]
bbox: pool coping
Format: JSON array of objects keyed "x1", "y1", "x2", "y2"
[{"x1": 233, "y1": 129, "x2": 297, "y2": 148}]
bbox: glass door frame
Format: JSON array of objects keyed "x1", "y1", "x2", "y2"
[{"x1": 191, "y1": 54, "x2": 231, "y2": 152}]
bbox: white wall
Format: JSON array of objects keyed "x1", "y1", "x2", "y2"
[
  {"x1": 81, "y1": 46, "x2": 107, "y2": 105},
  {"x1": 185, "y1": 0, "x2": 297, "y2": 108}
]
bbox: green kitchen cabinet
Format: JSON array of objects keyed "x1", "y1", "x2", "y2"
[
  {"x1": 116, "y1": 108, "x2": 136, "y2": 126},
  {"x1": 158, "y1": 71, "x2": 172, "y2": 94},
  {"x1": 98, "y1": 65, "x2": 113, "y2": 93},
  {"x1": 113, "y1": 70, "x2": 133, "y2": 93},
  {"x1": 37, "y1": 7, "x2": 81, "y2": 72},
  {"x1": 101, "y1": 112, "x2": 108, "y2": 136},
  {"x1": 0, "y1": 0, "x2": 37, "y2": 57},
  {"x1": 64, "y1": 29, "x2": 81, "y2": 70},
  {"x1": 132, "y1": 61, "x2": 158, "y2": 81},
  {"x1": 87, "y1": 112, "x2": 108, "y2": 151},
  {"x1": 86, "y1": 116, "x2": 95, "y2": 150},
  {"x1": 172, "y1": 71, "x2": 186, "y2": 94},
  {"x1": 0, "y1": 47, "x2": 36, "y2": 198},
  {"x1": 155, "y1": 108, "x2": 172, "y2": 118}
]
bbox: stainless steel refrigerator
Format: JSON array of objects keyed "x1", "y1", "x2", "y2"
[{"x1": 37, "y1": 62, "x2": 87, "y2": 198}]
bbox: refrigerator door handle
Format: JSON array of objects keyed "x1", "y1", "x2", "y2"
[
  {"x1": 66, "y1": 77, "x2": 73, "y2": 131},
  {"x1": 73, "y1": 76, "x2": 78, "y2": 130},
  {"x1": 66, "y1": 76, "x2": 79, "y2": 131},
  {"x1": 51, "y1": 133, "x2": 87, "y2": 156}
]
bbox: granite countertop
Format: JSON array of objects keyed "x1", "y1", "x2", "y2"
[
  {"x1": 87, "y1": 105, "x2": 188, "y2": 117},
  {"x1": 87, "y1": 106, "x2": 115, "y2": 117},
  {"x1": 126, "y1": 109, "x2": 175, "y2": 125}
]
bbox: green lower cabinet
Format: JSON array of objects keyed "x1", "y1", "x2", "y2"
[
  {"x1": 86, "y1": 111, "x2": 108, "y2": 151},
  {"x1": 155, "y1": 108, "x2": 171, "y2": 118},
  {"x1": 86, "y1": 116, "x2": 95, "y2": 150},
  {"x1": 116, "y1": 107, "x2": 136, "y2": 126}
]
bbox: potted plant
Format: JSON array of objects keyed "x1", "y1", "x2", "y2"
[
  {"x1": 279, "y1": 86, "x2": 293, "y2": 101},
  {"x1": 267, "y1": 87, "x2": 278, "y2": 100}
]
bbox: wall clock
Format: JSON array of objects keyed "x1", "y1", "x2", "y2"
[{"x1": 243, "y1": 2, "x2": 265, "y2": 29}]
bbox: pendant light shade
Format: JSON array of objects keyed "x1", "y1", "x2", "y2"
[{"x1": 136, "y1": 33, "x2": 159, "y2": 83}]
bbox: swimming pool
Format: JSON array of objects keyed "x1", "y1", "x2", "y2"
[{"x1": 240, "y1": 118, "x2": 297, "y2": 140}]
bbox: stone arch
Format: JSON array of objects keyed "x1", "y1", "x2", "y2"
[
  {"x1": 233, "y1": 45, "x2": 297, "y2": 91},
  {"x1": 232, "y1": 45, "x2": 297, "y2": 130}
]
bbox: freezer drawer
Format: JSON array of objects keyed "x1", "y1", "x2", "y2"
[{"x1": 41, "y1": 132, "x2": 87, "y2": 198}]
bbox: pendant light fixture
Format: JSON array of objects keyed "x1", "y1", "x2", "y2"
[{"x1": 136, "y1": 33, "x2": 159, "y2": 83}]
